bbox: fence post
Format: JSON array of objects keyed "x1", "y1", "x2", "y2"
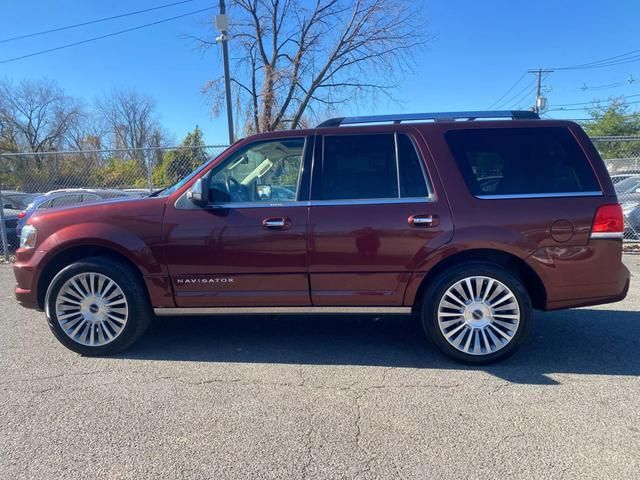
[
  {"x1": 146, "y1": 156, "x2": 153, "y2": 194},
  {"x1": 0, "y1": 190, "x2": 9, "y2": 261}
]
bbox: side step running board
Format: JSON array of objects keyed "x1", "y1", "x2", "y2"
[{"x1": 154, "y1": 306, "x2": 412, "y2": 316}]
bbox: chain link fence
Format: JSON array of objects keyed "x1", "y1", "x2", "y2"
[
  {"x1": 1, "y1": 135, "x2": 640, "y2": 257},
  {"x1": 0, "y1": 144, "x2": 228, "y2": 256},
  {"x1": 591, "y1": 136, "x2": 640, "y2": 242}
]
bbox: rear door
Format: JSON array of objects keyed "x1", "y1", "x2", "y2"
[{"x1": 307, "y1": 128, "x2": 454, "y2": 306}]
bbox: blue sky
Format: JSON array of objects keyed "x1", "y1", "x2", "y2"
[{"x1": 1, "y1": 0, "x2": 639, "y2": 145}]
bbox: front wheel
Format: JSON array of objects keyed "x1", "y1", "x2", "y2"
[
  {"x1": 421, "y1": 263, "x2": 532, "y2": 364},
  {"x1": 45, "y1": 257, "x2": 153, "y2": 356}
]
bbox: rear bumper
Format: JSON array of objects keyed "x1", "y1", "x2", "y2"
[
  {"x1": 13, "y1": 249, "x2": 46, "y2": 311},
  {"x1": 527, "y1": 241, "x2": 631, "y2": 311}
]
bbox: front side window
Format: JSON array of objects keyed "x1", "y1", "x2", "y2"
[
  {"x1": 315, "y1": 133, "x2": 430, "y2": 201},
  {"x1": 209, "y1": 138, "x2": 305, "y2": 203},
  {"x1": 445, "y1": 127, "x2": 601, "y2": 197}
]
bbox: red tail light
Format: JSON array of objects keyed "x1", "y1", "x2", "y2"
[
  {"x1": 591, "y1": 204, "x2": 624, "y2": 239},
  {"x1": 17, "y1": 211, "x2": 26, "y2": 219}
]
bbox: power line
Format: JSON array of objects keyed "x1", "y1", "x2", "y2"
[
  {"x1": 487, "y1": 72, "x2": 527, "y2": 109},
  {"x1": 552, "y1": 92, "x2": 640, "y2": 108},
  {"x1": 0, "y1": 0, "x2": 195, "y2": 44},
  {"x1": 553, "y1": 48, "x2": 640, "y2": 71},
  {"x1": 0, "y1": 6, "x2": 215, "y2": 65},
  {"x1": 547, "y1": 99, "x2": 640, "y2": 112},
  {"x1": 496, "y1": 78, "x2": 537, "y2": 109}
]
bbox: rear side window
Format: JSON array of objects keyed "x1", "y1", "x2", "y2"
[
  {"x1": 315, "y1": 133, "x2": 430, "y2": 201},
  {"x1": 50, "y1": 194, "x2": 81, "y2": 207},
  {"x1": 319, "y1": 134, "x2": 398, "y2": 200},
  {"x1": 398, "y1": 134, "x2": 429, "y2": 197},
  {"x1": 445, "y1": 127, "x2": 600, "y2": 197}
]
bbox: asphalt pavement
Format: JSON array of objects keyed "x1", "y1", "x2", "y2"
[{"x1": 1, "y1": 257, "x2": 639, "y2": 479}]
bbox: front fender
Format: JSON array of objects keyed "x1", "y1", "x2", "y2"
[{"x1": 37, "y1": 222, "x2": 164, "y2": 276}]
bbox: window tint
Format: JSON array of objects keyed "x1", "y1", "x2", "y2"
[
  {"x1": 445, "y1": 127, "x2": 600, "y2": 196},
  {"x1": 209, "y1": 139, "x2": 304, "y2": 203},
  {"x1": 82, "y1": 194, "x2": 100, "y2": 202},
  {"x1": 51, "y1": 194, "x2": 81, "y2": 207},
  {"x1": 318, "y1": 134, "x2": 398, "y2": 200},
  {"x1": 398, "y1": 134, "x2": 429, "y2": 197}
]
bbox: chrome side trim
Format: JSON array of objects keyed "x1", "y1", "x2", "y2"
[
  {"x1": 590, "y1": 232, "x2": 624, "y2": 239},
  {"x1": 475, "y1": 191, "x2": 603, "y2": 200},
  {"x1": 307, "y1": 197, "x2": 433, "y2": 207},
  {"x1": 154, "y1": 306, "x2": 412, "y2": 316},
  {"x1": 177, "y1": 197, "x2": 435, "y2": 210}
]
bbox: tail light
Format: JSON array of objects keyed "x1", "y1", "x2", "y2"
[
  {"x1": 17, "y1": 211, "x2": 26, "y2": 219},
  {"x1": 590, "y1": 204, "x2": 624, "y2": 239}
]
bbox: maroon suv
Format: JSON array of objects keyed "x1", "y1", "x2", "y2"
[{"x1": 13, "y1": 111, "x2": 630, "y2": 363}]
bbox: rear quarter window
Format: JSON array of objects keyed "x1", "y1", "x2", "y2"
[{"x1": 445, "y1": 127, "x2": 600, "y2": 197}]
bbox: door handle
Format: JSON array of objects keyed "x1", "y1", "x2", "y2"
[
  {"x1": 262, "y1": 217, "x2": 290, "y2": 230},
  {"x1": 408, "y1": 214, "x2": 439, "y2": 227}
]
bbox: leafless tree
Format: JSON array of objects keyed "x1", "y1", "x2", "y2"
[
  {"x1": 65, "y1": 107, "x2": 106, "y2": 152},
  {"x1": 95, "y1": 89, "x2": 166, "y2": 161},
  {"x1": 0, "y1": 79, "x2": 81, "y2": 154},
  {"x1": 196, "y1": 0, "x2": 431, "y2": 133}
]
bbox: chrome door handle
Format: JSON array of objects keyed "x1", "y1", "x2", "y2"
[
  {"x1": 408, "y1": 214, "x2": 439, "y2": 227},
  {"x1": 262, "y1": 217, "x2": 290, "y2": 230}
]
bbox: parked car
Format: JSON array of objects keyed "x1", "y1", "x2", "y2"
[
  {"x1": 1, "y1": 192, "x2": 36, "y2": 248},
  {"x1": 610, "y1": 169, "x2": 640, "y2": 184},
  {"x1": 614, "y1": 175, "x2": 640, "y2": 195},
  {"x1": 13, "y1": 111, "x2": 630, "y2": 364},
  {"x1": 16, "y1": 189, "x2": 134, "y2": 237},
  {"x1": 618, "y1": 178, "x2": 640, "y2": 238}
]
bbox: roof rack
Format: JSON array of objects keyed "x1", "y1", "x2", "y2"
[{"x1": 317, "y1": 110, "x2": 539, "y2": 127}]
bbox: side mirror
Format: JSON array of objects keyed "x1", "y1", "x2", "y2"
[{"x1": 187, "y1": 177, "x2": 208, "y2": 207}]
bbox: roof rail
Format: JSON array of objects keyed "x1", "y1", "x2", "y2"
[{"x1": 317, "y1": 110, "x2": 539, "y2": 127}]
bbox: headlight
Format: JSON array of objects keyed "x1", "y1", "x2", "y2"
[{"x1": 20, "y1": 225, "x2": 37, "y2": 249}]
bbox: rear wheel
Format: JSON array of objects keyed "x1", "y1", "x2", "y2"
[
  {"x1": 45, "y1": 257, "x2": 152, "y2": 356},
  {"x1": 420, "y1": 263, "x2": 532, "y2": 364}
]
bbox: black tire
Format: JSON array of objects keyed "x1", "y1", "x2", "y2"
[
  {"x1": 420, "y1": 262, "x2": 532, "y2": 364},
  {"x1": 44, "y1": 256, "x2": 153, "y2": 356}
]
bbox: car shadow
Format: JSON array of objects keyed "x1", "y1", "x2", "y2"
[{"x1": 118, "y1": 308, "x2": 640, "y2": 385}]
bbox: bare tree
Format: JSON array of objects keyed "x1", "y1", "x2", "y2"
[
  {"x1": 95, "y1": 89, "x2": 166, "y2": 156},
  {"x1": 0, "y1": 79, "x2": 81, "y2": 153},
  {"x1": 65, "y1": 107, "x2": 106, "y2": 152},
  {"x1": 196, "y1": 0, "x2": 430, "y2": 133}
]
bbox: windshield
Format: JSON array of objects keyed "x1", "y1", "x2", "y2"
[
  {"x1": 614, "y1": 176, "x2": 640, "y2": 194},
  {"x1": 155, "y1": 161, "x2": 211, "y2": 198}
]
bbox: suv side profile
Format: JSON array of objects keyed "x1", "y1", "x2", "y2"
[{"x1": 13, "y1": 111, "x2": 630, "y2": 364}]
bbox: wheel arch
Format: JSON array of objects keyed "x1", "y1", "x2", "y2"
[
  {"x1": 37, "y1": 244, "x2": 146, "y2": 310},
  {"x1": 410, "y1": 248, "x2": 547, "y2": 311}
]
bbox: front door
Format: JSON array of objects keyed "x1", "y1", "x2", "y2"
[
  {"x1": 162, "y1": 137, "x2": 311, "y2": 307},
  {"x1": 307, "y1": 129, "x2": 454, "y2": 306}
]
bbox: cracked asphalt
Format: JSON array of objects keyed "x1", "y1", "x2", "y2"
[{"x1": 1, "y1": 257, "x2": 639, "y2": 479}]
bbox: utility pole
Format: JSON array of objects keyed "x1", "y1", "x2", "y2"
[
  {"x1": 217, "y1": 0, "x2": 234, "y2": 144},
  {"x1": 528, "y1": 68, "x2": 553, "y2": 114}
]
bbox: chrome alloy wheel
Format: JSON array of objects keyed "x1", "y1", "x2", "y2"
[
  {"x1": 437, "y1": 276, "x2": 520, "y2": 356},
  {"x1": 54, "y1": 273, "x2": 129, "y2": 347}
]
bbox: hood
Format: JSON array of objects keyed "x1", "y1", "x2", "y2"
[{"x1": 28, "y1": 195, "x2": 167, "y2": 235}]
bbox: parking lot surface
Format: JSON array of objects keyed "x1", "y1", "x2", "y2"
[{"x1": 1, "y1": 257, "x2": 639, "y2": 480}]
